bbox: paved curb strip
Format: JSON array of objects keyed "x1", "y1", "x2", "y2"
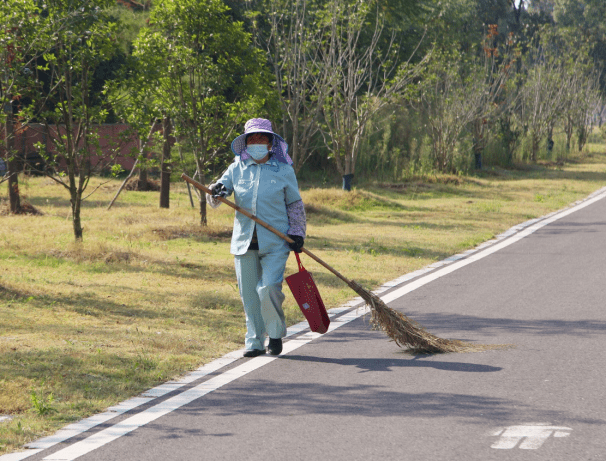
[{"x1": 3, "y1": 186, "x2": 606, "y2": 461}]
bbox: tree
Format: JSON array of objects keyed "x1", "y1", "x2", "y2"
[
  {"x1": 319, "y1": 0, "x2": 427, "y2": 189},
  {"x1": 515, "y1": 42, "x2": 568, "y2": 161},
  {"x1": 510, "y1": 0, "x2": 528, "y2": 25},
  {"x1": 552, "y1": 0, "x2": 606, "y2": 93},
  {"x1": 1, "y1": 0, "x2": 48, "y2": 213},
  {"x1": 560, "y1": 64, "x2": 600, "y2": 154},
  {"x1": 24, "y1": 0, "x2": 121, "y2": 240},
  {"x1": 250, "y1": 0, "x2": 332, "y2": 173},
  {"x1": 469, "y1": 24, "x2": 519, "y2": 169},
  {"x1": 104, "y1": 48, "x2": 164, "y2": 209},
  {"x1": 136, "y1": 0, "x2": 272, "y2": 225},
  {"x1": 413, "y1": 44, "x2": 512, "y2": 172}
]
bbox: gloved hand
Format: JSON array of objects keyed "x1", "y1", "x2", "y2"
[
  {"x1": 210, "y1": 183, "x2": 227, "y2": 198},
  {"x1": 287, "y1": 234, "x2": 304, "y2": 253}
]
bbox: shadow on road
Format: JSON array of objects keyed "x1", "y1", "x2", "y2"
[
  {"x1": 405, "y1": 311, "x2": 606, "y2": 338},
  {"x1": 280, "y1": 355, "x2": 502, "y2": 373},
  {"x1": 179, "y1": 380, "x2": 606, "y2": 428}
]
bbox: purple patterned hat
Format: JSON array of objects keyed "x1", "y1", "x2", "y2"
[{"x1": 231, "y1": 118, "x2": 292, "y2": 165}]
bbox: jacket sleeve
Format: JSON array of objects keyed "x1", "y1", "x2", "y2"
[
  {"x1": 217, "y1": 163, "x2": 236, "y2": 195},
  {"x1": 286, "y1": 199, "x2": 306, "y2": 238}
]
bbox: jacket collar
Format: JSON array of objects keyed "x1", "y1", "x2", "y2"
[{"x1": 243, "y1": 155, "x2": 278, "y2": 167}]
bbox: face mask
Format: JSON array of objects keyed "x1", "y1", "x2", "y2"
[{"x1": 246, "y1": 144, "x2": 269, "y2": 161}]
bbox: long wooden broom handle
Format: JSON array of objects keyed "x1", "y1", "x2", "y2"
[{"x1": 181, "y1": 173, "x2": 354, "y2": 286}]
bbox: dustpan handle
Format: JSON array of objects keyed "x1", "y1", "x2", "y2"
[{"x1": 294, "y1": 252, "x2": 305, "y2": 272}]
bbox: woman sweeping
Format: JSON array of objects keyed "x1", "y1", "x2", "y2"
[{"x1": 207, "y1": 118, "x2": 306, "y2": 357}]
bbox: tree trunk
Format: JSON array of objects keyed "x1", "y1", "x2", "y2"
[
  {"x1": 138, "y1": 135, "x2": 149, "y2": 191},
  {"x1": 577, "y1": 125, "x2": 588, "y2": 152},
  {"x1": 159, "y1": 115, "x2": 172, "y2": 209},
  {"x1": 67, "y1": 164, "x2": 83, "y2": 240},
  {"x1": 342, "y1": 152, "x2": 354, "y2": 191},
  {"x1": 71, "y1": 189, "x2": 83, "y2": 240},
  {"x1": 5, "y1": 109, "x2": 21, "y2": 213},
  {"x1": 138, "y1": 161, "x2": 148, "y2": 191},
  {"x1": 531, "y1": 133, "x2": 540, "y2": 162},
  {"x1": 546, "y1": 124, "x2": 554, "y2": 159},
  {"x1": 199, "y1": 189, "x2": 208, "y2": 226},
  {"x1": 472, "y1": 119, "x2": 484, "y2": 170}
]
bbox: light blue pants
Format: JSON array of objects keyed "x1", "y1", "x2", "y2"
[{"x1": 234, "y1": 249, "x2": 289, "y2": 351}]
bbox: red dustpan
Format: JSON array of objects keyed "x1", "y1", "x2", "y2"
[{"x1": 286, "y1": 252, "x2": 330, "y2": 334}]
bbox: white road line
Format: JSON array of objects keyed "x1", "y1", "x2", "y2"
[
  {"x1": 3, "y1": 186, "x2": 605, "y2": 461},
  {"x1": 0, "y1": 451, "x2": 44, "y2": 461},
  {"x1": 42, "y1": 316, "x2": 360, "y2": 461}
]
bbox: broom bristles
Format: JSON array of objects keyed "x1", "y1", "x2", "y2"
[{"x1": 347, "y1": 280, "x2": 508, "y2": 353}]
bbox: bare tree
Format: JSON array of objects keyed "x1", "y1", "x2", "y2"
[
  {"x1": 259, "y1": 0, "x2": 332, "y2": 172},
  {"x1": 566, "y1": 71, "x2": 601, "y2": 153},
  {"x1": 577, "y1": 83, "x2": 602, "y2": 153},
  {"x1": 516, "y1": 49, "x2": 568, "y2": 161},
  {"x1": 596, "y1": 99, "x2": 606, "y2": 128},
  {"x1": 470, "y1": 25, "x2": 518, "y2": 169},
  {"x1": 319, "y1": 0, "x2": 426, "y2": 188},
  {"x1": 414, "y1": 46, "x2": 512, "y2": 173}
]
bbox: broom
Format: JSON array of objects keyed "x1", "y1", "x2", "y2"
[{"x1": 182, "y1": 174, "x2": 504, "y2": 353}]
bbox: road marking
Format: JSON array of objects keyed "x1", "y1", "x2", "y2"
[
  {"x1": 0, "y1": 452, "x2": 44, "y2": 461},
  {"x1": 42, "y1": 313, "x2": 364, "y2": 461},
  {"x1": 3, "y1": 186, "x2": 605, "y2": 460},
  {"x1": 491, "y1": 423, "x2": 572, "y2": 449}
]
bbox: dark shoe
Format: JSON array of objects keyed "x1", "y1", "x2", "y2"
[
  {"x1": 267, "y1": 338, "x2": 283, "y2": 356},
  {"x1": 243, "y1": 349, "x2": 266, "y2": 358}
]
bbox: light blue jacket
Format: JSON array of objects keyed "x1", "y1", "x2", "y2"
[{"x1": 219, "y1": 157, "x2": 302, "y2": 255}]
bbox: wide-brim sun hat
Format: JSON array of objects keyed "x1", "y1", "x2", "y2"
[{"x1": 231, "y1": 118, "x2": 292, "y2": 165}]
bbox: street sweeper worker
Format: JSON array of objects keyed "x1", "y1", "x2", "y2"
[{"x1": 206, "y1": 118, "x2": 306, "y2": 358}]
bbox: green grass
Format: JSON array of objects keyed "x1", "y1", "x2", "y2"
[{"x1": 1, "y1": 147, "x2": 606, "y2": 454}]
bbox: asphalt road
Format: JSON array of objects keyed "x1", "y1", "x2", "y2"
[{"x1": 7, "y1": 188, "x2": 606, "y2": 461}]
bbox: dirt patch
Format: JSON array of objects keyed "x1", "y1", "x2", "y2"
[
  {"x1": 124, "y1": 178, "x2": 161, "y2": 191},
  {"x1": 151, "y1": 225, "x2": 232, "y2": 241},
  {"x1": 102, "y1": 252, "x2": 132, "y2": 263},
  {"x1": 538, "y1": 160, "x2": 565, "y2": 168},
  {"x1": 379, "y1": 175, "x2": 471, "y2": 188},
  {"x1": 0, "y1": 284, "x2": 28, "y2": 301},
  {"x1": 0, "y1": 200, "x2": 43, "y2": 216},
  {"x1": 46, "y1": 246, "x2": 135, "y2": 264}
]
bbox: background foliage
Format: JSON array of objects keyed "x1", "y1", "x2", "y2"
[{"x1": 3, "y1": 0, "x2": 605, "y2": 196}]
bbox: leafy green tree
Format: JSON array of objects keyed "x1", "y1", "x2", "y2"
[
  {"x1": 135, "y1": 0, "x2": 272, "y2": 224},
  {"x1": 551, "y1": 0, "x2": 606, "y2": 93},
  {"x1": 1, "y1": 0, "x2": 48, "y2": 213},
  {"x1": 105, "y1": 64, "x2": 162, "y2": 209},
  {"x1": 22, "y1": 0, "x2": 121, "y2": 240}
]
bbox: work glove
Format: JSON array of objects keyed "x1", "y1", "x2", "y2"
[
  {"x1": 206, "y1": 183, "x2": 226, "y2": 209},
  {"x1": 287, "y1": 234, "x2": 304, "y2": 253},
  {"x1": 211, "y1": 183, "x2": 227, "y2": 198}
]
